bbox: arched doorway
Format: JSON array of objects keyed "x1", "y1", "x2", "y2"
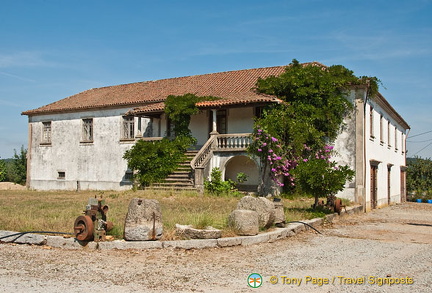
[{"x1": 224, "y1": 155, "x2": 259, "y2": 192}]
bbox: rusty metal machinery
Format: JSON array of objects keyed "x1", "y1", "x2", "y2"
[
  {"x1": 74, "y1": 197, "x2": 113, "y2": 242},
  {"x1": 317, "y1": 197, "x2": 346, "y2": 215}
]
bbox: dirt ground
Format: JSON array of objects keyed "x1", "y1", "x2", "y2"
[
  {"x1": 0, "y1": 202, "x2": 431, "y2": 292},
  {"x1": 0, "y1": 182, "x2": 26, "y2": 190}
]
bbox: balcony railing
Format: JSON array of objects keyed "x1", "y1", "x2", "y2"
[{"x1": 191, "y1": 133, "x2": 251, "y2": 169}]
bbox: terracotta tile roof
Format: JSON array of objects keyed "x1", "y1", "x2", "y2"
[{"x1": 22, "y1": 65, "x2": 293, "y2": 116}]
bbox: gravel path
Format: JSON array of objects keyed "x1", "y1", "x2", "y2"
[{"x1": 1, "y1": 202, "x2": 431, "y2": 292}]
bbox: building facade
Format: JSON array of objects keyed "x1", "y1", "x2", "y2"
[{"x1": 22, "y1": 64, "x2": 409, "y2": 211}]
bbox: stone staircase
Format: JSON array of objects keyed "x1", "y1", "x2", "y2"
[{"x1": 149, "y1": 150, "x2": 198, "y2": 191}]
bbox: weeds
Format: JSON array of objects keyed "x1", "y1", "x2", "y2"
[{"x1": 0, "y1": 189, "x2": 350, "y2": 241}]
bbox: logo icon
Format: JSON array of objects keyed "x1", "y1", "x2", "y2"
[{"x1": 248, "y1": 273, "x2": 263, "y2": 288}]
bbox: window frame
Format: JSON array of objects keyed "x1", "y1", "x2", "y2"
[
  {"x1": 41, "y1": 121, "x2": 52, "y2": 145},
  {"x1": 121, "y1": 116, "x2": 135, "y2": 140},
  {"x1": 81, "y1": 118, "x2": 94, "y2": 143}
]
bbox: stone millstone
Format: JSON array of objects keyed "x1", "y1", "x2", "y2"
[
  {"x1": 228, "y1": 209, "x2": 259, "y2": 236},
  {"x1": 175, "y1": 224, "x2": 222, "y2": 239},
  {"x1": 236, "y1": 195, "x2": 275, "y2": 228},
  {"x1": 124, "y1": 198, "x2": 163, "y2": 241}
]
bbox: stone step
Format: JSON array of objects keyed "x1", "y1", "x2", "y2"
[
  {"x1": 148, "y1": 186, "x2": 197, "y2": 191},
  {"x1": 166, "y1": 177, "x2": 190, "y2": 182},
  {"x1": 146, "y1": 149, "x2": 199, "y2": 192}
]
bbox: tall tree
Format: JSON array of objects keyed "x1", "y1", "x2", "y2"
[{"x1": 249, "y1": 59, "x2": 377, "y2": 203}]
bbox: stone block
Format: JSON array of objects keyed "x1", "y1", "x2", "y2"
[
  {"x1": 45, "y1": 236, "x2": 98, "y2": 249},
  {"x1": 286, "y1": 222, "x2": 305, "y2": 234},
  {"x1": 273, "y1": 201, "x2": 285, "y2": 227},
  {"x1": 239, "y1": 233, "x2": 269, "y2": 246},
  {"x1": 237, "y1": 195, "x2": 275, "y2": 228},
  {"x1": 228, "y1": 209, "x2": 259, "y2": 236},
  {"x1": 98, "y1": 240, "x2": 163, "y2": 250},
  {"x1": 0, "y1": 230, "x2": 46, "y2": 245},
  {"x1": 163, "y1": 239, "x2": 218, "y2": 249},
  {"x1": 124, "y1": 198, "x2": 163, "y2": 241},
  {"x1": 175, "y1": 224, "x2": 222, "y2": 239},
  {"x1": 266, "y1": 229, "x2": 286, "y2": 242},
  {"x1": 217, "y1": 237, "x2": 242, "y2": 247}
]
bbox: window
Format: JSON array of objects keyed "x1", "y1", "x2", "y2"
[
  {"x1": 387, "y1": 121, "x2": 391, "y2": 147},
  {"x1": 82, "y1": 118, "x2": 93, "y2": 142},
  {"x1": 122, "y1": 116, "x2": 135, "y2": 139},
  {"x1": 42, "y1": 121, "x2": 52, "y2": 144},
  {"x1": 58, "y1": 171, "x2": 65, "y2": 179},
  {"x1": 395, "y1": 127, "x2": 398, "y2": 151},
  {"x1": 124, "y1": 170, "x2": 134, "y2": 181},
  {"x1": 369, "y1": 106, "x2": 374, "y2": 138},
  {"x1": 379, "y1": 115, "x2": 384, "y2": 144},
  {"x1": 255, "y1": 106, "x2": 264, "y2": 119}
]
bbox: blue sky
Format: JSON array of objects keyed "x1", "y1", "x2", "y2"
[{"x1": 0, "y1": 0, "x2": 431, "y2": 158}]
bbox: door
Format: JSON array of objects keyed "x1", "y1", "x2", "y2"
[
  {"x1": 400, "y1": 169, "x2": 406, "y2": 202},
  {"x1": 387, "y1": 166, "x2": 391, "y2": 205},
  {"x1": 370, "y1": 165, "x2": 378, "y2": 209}
]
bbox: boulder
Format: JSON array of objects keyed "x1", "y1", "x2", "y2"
[
  {"x1": 228, "y1": 209, "x2": 259, "y2": 236},
  {"x1": 124, "y1": 198, "x2": 163, "y2": 241},
  {"x1": 273, "y1": 201, "x2": 286, "y2": 227},
  {"x1": 175, "y1": 224, "x2": 222, "y2": 239},
  {"x1": 237, "y1": 196, "x2": 275, "y2": 228}
]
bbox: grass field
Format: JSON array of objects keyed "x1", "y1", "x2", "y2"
[{"x1": 0, "y1": 189, "x2": 337, "y2": 240}]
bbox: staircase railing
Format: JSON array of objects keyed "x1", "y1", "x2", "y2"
[
  {"x1": 191, "y1": 133, "x2": 252, "y2": 169},
  {"x1": 190, "y1": 135, "x2": 217, "y2": 169},
  {"x1": 190, "y1": 133, "x2": 252, "y2": 192}
]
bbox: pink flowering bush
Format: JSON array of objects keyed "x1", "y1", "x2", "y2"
[
  {"x1": 249, "y1": 127, "x2": 299, "y2": 188},
  {"x1": 249, "y1": 126, "x2": 354, "y2": 203}
]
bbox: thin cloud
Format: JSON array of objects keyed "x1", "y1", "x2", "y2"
[
  {"x1": 0, "y1": 51, "x2": 56, "y2": 68},
  {"x1": 0, "y1": 98, "x2": 24, "y2": 107},
  {"x1": 0, "y1": 71, "x2": 35, "y2": 82}
]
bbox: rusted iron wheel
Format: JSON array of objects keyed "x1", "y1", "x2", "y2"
[
  {"x1": 74, "y1": 215, "x2": 94, "y2": 241},
  {"x1": 334, "y1": 198, "x2": 342, "y2": 215},
  {"x1": 105, "y1": 221, "x2": 114, "y2": 232}
]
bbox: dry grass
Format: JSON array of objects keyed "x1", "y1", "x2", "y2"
[{"x1": 0, "y1": 189, "x2": 336, "y2": 240}]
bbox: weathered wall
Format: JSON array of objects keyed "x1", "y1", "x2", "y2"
[{"x1": 27, "y1": 108, "x2": 144, "y2": 190}]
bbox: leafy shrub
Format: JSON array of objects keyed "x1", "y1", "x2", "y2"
[
  {"x1": 123, "y1": 136, "x2": 190, "y2": 187},
  {"x1": 204, "y1": 167, "x2": 237, "y2": 196},
  {"x1": 293, "y1": 156, "x2": 354, "y2": 208}
]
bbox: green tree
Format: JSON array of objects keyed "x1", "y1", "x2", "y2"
[
  {"x1": 249, "y1": 60, "x2": 376, "y2": 197},
  {"x1": 0, "y1": 158, "x2": 6, "y2": 182},
  {"x1": 165, "y1": 93, "x2": 219, "y2": 140},
  {"x1": 5, "y1": 146, "x2": 27, "y2": 184},
  {"x1": 407, "y1": 157, "x2": 432, "y2": 197},
  {"x1": 292, "y1": 148, "x2": 355, "y2": 208}
]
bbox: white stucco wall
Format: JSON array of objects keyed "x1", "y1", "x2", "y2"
[
  {"x1": 330, "y1": 90, "x2": 408, "y2": 208},
  {"x1": 189, "y1": 110, "x2": 211, "y2": 146},
  {"x1": 27, "y1": 108, "x2": 148, "y2": 190},
  {"x1": 226, "y1": 107, "x2": 255, "y2": 134},
  {"x1": 363, "y1": 99, "x2": 407, "y2": 209}
]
